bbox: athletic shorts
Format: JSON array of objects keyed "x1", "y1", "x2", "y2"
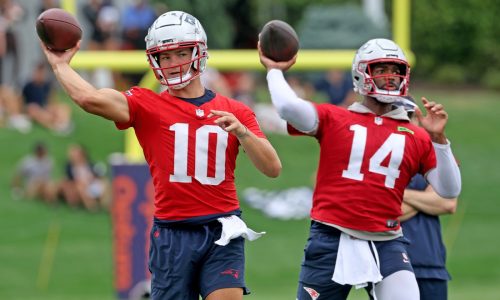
[
  {"x1": 297, "y1": 221, "x2": 414, "y2": 300},
  {"x1": 149, "y1": 221, "x2": 250, "y2": 300},
  {"x1": 417, "y1": 278, "x2": 448, "y2": 300}
]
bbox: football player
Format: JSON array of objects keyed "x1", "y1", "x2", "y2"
[
  {"x1": 40, "y1": 11, "x2": 281, "y2": 300},
  {"x1": 259, "y1": 38, "x2": 461, "y2": 300},
  {"x1": 398, "y1": 96, "x2": 458, "y2": 300}
]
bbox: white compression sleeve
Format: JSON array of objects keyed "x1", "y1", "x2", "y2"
[
  {"x1": 266, "y1": 69, "x2": 318, "y2": 133},
  {"x1": 426, "y1": 141, "x2": 462, "y2": 198}
]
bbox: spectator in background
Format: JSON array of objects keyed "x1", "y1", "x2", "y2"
[
  {"x1": 119, "y1": 0, "x2": 156, "y2": 86},
  {"x1": 11, "y1": 142, "x2": 56, "y2": 203},
  {"x1": 95, "y1": 4, "x2": 120, "y2": 50},
  {"x1": 314, "y1": 69, "x2": 356, "y2": 107},
  {"x1": 0, "y1": 0, "x2": 25, "y2": 87},
  {"x1": 58, "y1": 144, "x2": 109, "y2": 212},
  {"x1": 38, "y1": 0, "x2": 59, "y2": 15},
  {"x1": 82, "y1": 0, "x2": 119, "y2": 51},
  {"x1": 398, "y1": 96, "x2": 458, "y2": 300},
  {"x1": 22, "y1": 62, "x2": 73, "y2": 135},
  {"x1": 121, "y1": 0, "x2": 156, "y2": 50},
  {"x1": 82, "y1": 0, "x2": 108, "y2": 50},
  {"x1": 0, "y1": 84, "x2": 31, "y2": 132},
  {"x1": 82, "y1": 0, "x2": 120, "y2": 89}
]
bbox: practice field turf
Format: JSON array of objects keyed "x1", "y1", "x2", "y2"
[{"x1": 1, "y1": 87, "x2": 499, "y2": 299}]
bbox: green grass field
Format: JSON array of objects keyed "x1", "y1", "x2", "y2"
[{"x1": 1, "y1": 86, "x2": 499, "y2": 299}]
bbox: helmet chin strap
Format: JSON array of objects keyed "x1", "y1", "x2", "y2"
[
  {"x1": 169, "y1": 80, "x2": 191, "y2": 90},
  {"x1": 368, "y1": 78, "x2": 406, "y2": 103},
  {"x1": 372, "y1": 94, "x2": 399, "y2": 104}
]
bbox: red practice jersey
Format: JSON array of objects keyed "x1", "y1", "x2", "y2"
[
  {"x1": 289, "y1": 103, "x2": 436, "y2": 232},
  {"x1": 116, "y1": 87, "x2": 265, "y2": 220}
]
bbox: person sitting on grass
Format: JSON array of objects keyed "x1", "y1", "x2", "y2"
[
  {"x1": 22, "y1": 62, "x2": 73, "y2": 135},
  {"x1": 11, "y1": 141, "x2": 56, "y2": 203}
]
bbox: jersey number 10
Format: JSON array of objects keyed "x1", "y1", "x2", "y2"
[{"x1": 169, "y1": 123, "x2": 228, "y2": 185}]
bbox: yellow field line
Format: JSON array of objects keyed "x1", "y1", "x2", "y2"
[{"x1": 36, "y1": 221, "x2": 61, "y2": 290}]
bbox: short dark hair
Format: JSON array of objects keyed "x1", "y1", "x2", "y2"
[{"x1": 34, "y1": 142, "x2": 47, "y2": 155}]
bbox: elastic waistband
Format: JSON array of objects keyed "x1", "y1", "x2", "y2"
[
  {"x1": 311, "y1": 220, "x2": 342, "y2": 236},
  {"x1": 154, "y1": 218, "x2": 221, "y2": 229}
]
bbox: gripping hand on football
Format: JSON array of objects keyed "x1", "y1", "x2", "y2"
[
  {"x1": 40, "y1": 40, "x2": 81, "y2": 69},
  {"x1": 258, "y1": 41, "x2": 297, "y2": 72},
  {"x1": 415, "y1": 97, "x2": 448, "y2": 144}
]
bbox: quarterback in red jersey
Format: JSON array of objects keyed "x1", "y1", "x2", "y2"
[
  {"x1": 259, "y1": 38, "x2": 461, "y2": 300},
  {"x1": 40, "y1": 10, "x2": 281, "y2": 300}
]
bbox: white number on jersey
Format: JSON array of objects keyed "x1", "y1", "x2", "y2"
[
  {"x1": 342, "y1": 124, "x2": 405, "y2": 188},
  {"x1": 169, "y1": 123, "x2": 228, "y2": 185}
]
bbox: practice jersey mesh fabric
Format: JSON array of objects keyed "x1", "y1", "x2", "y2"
[
  {"x1": 116, "y1": 87, "x2": 265, "y2": 220},
  {"x1": 288, "y1": 103, "x2": 436, "y2": 232}
]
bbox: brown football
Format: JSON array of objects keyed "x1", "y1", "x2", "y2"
[
  {"x1": 259, "y1": 20, "x2": 299, "y2": 62},
  {"x1": 36, "y1": 8, "x2": 82, "y2": 51}
]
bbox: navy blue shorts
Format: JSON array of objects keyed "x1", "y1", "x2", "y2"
[
  {"x1": 149, "y1": 221, "x2": 249, "y2": 300},
  {"x1": 297, "y1": 221, "x2": 414, "y2": 300},
  {"x1": 417, "y1": 278, "x2": 448, "y2": 300}
]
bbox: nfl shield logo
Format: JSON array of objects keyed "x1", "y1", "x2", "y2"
[
  {"x1": 374, "y1": 116, "x2": 383, "y2": 125},
  {"x1": 196, "y1": 109, "x2": 205, "y2": 117}
]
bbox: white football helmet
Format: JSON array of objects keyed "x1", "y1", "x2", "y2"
[
  {"x1": 352, "y1": 38, "x2": 410, "y2": 103},
  {"x1": 145, "y1": 11, "x2": 208, "y2": 89}
]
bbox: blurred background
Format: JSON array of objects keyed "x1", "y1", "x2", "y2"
[{"x1": 1, "y1": 0, "x2": 499, "y2": 299}]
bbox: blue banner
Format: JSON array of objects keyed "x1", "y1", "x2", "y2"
[{"x1": 111, "y1": 164, "x2": 153, "y2": 299}]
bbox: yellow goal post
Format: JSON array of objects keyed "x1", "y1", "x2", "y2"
[{"x1": 63, "y1": 0, "x2": 412, "y2": 162}]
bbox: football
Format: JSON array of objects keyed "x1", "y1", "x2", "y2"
[
  {"x1": 36, "y1": 8, "x2": 82, "y2": 51},
  {"x1": 259, "y1": 20, "x2": 299, "y2": 62}
]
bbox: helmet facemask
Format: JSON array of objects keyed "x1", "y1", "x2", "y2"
[
  {"x1": 146, "y1": 41, "x2": 208, "y2": 89},
  {"x1": 362, "y1": 59, "x2": 410, "y2": 103}
]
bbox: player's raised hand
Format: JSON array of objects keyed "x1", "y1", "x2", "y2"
[
  {"x1": 415, "y1": 97, "x2": 448, "y2": 144},
  {"x1": 40, "y1": 40, "x2": 80, "y2": 68},
  {"x1": 258, "y1": 41, "x2": 297, "y2": 72},
  {"x1": 208, "y1": 110, "x2": 249, "y2": 139}
]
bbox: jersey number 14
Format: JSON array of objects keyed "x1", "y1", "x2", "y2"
[{"x1": 342, "y1": 124, "x2": 405, "y2": 188}]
